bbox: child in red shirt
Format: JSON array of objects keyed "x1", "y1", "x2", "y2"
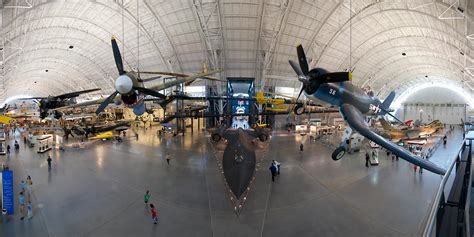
[{"x1": 150, "y1": 204, "x2": 158, "y2": 224}]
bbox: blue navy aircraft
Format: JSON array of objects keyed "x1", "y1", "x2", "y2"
[{"x1": 288, "y1": 45, "x2": 445, "y2": 175}]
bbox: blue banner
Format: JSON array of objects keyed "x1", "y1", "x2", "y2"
[{"x1": 2, "y1": 170, "x2": 14, "y2": 215}]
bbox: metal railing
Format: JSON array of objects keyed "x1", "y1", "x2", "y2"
[{"x1": 422, "y1": 139, "x2": 467, "y2": 236}]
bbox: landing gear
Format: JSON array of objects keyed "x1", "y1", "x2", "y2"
[
  {"x1": 332, "y1": 146, "x2": 346, "y2": 161},
  {"x1": 294, "y1": 104, "x2": 305, "y2": 115}
]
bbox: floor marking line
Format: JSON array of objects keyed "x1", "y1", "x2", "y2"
[{"x1": 259, "y1": 179, "x2": 272, "y2": 237}]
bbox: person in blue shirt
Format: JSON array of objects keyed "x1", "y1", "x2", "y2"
[
  {"x1": 19, "y1": 180, "x2": 26, "y2": 193},
  {"x1": 269, "y1": 163, "x2": 277, "y2": 182}
]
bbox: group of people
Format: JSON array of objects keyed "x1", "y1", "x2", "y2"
[
  {"x1": 6, "y1": 140, "x2": 20, "y2": 154},
  {"x1": 269, "y1": 160, "x2": 281, "y2": 182},
  {"x1": 144, "y1": 190, "x2": 158, "y2": 224},
  {"x1": 18, "y1": 175, "x2": 34, "y2": 220}
]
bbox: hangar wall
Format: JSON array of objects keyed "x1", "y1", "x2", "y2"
[{"x1": 400, "y1": 103, "x2": 467, "y2": 125}]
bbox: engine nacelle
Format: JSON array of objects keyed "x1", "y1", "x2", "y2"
[
  {"x1": 121, "y1": 92, "x2": 138, "y2": 106},
  {"x1": 211, "y1": 133, "x2": 222, "y2": 142}
]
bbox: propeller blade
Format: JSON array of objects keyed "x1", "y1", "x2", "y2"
[
  {"x1": 296, "y1": 86, "x2": 305, "y2": 102},
  {"x1": 289, "y1": 60, "x2": 304, "y2": 76},
  {"x1": 320, "y1": 72, "x2": 352, "y2": 82},
  {"x1": 96, "y1": 91, "x2": 118, "y2": 115},
  {"x1": 111, "y1": 36, "x2": 125, "y2": 75},
  {"x1": 133, "y1": 87, "x2": 167, "y2": 99},
  {"x1": 296, "y1": 45, "x2": 309, "y2": 75}
]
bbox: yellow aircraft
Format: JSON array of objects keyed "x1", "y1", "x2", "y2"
[
  {"x1": 0, "y1": 115, "x2": 16, "y2": 125},
  {"x1": 255, "y1": 91, "x2": 289, "y2": 105},
  {"x1": 255, "y1": 91, "x2": 305, "y2": 113},
  {"x1": 88, "y1": 131, "x2": 114, "y2": 140}
]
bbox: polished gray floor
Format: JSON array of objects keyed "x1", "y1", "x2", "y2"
[{"x1": 0, "y1": 127, "x2": 465, "y2": 237}]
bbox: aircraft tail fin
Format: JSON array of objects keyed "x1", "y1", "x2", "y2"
[
  {"x1": 379, "y1": 118, "x2": 392, "y2": 131},
  {"x1": 382, "y1": 91, "x2": 395, "y2": 110}
]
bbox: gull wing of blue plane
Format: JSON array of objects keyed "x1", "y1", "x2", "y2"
[{"x1": 340, "y1": 103, "x2": 446, "y2": 175}]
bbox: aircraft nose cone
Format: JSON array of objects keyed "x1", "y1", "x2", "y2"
[{"x1": 115, "y1": 75, "x2": 133, "y2": 94}]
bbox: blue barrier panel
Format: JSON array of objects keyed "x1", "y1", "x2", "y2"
[{"x1": 2, "y1": 170, "x2": 14, "y2": 214}]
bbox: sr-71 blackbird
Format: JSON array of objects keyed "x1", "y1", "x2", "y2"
[
  {"x1": 209, "y1": 125, "x2": 270, "y2": 200},
  {"x1": 288, "y1": 45, "x2": 445, "y2": 175}
]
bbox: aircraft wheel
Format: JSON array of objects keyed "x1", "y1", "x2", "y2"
[
  {"x1": 332, "y1": 146, "x2": 346, "y2": 161},
  {"x1": 294, "y1": 104, "x2": 305, "y2": 115}
]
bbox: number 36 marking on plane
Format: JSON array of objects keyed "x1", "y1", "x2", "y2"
[{"x1": 329, "y1": 89, "x2": 337, "y2": 95}]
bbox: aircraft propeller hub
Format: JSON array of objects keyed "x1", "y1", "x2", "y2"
[
  {"x1": 115, "y1": 75, "x2": 133, "y2": 94},
  {"x1": 298, "y1": 75, "x2": 308, "y2": 83}
]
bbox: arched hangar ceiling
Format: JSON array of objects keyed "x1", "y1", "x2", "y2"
[{"x1": 1, "y1": 0, "x2": 474, "y2": 101}]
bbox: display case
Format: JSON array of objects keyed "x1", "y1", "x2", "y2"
[{"x1": 37, "y1": 135, "x2": 53, "y2": 153}]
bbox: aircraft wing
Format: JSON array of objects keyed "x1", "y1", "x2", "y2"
[
  {"x1": 56, "y1": 88, "x2": 101, "y2": 100},
  {"x1": 147, "y1": 69, "x2": 224, "y2": 91},
  {"x1": 406, "y1": 130, "x2": 421, "y2": 139},
  {"x1": 51, "y1": 96, "x2": 116, "y2": 111},
  {"x1": 139, "y1": 71, "x2": 222, "y2": 81},
  {"x1": 340, "y1": 103, "x2": 445, "y2": 175}
]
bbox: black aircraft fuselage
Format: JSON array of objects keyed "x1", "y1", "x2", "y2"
[
  {"x1": 210, "y1": 126, "x2": 269, "y2": 199},
  {"x1": 222, "y1": 128, "x2": 257, "y2": 199}
]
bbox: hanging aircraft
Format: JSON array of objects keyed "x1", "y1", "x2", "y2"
[
  {"x1": 54, "y1": 37, "x2": 223, "y2": 116},
  {"x1": 379, "y1": 118, "x2": 443, "y2": 142},
  {"x1": 288, "y1": 45, "x2": 445, "y2": 175},
  {"x1": 17, "y1": 88, "x2": 101, "y2": 119}
]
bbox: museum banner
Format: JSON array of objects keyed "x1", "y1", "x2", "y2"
[{"x1": 2, "y1": 170, "x2": 14, "y2": 214}]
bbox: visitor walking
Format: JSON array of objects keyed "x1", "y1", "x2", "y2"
[
  {"x1": 19, "y1": 180, "x2": 26, "y2": 194},
  {"x1": 365, "y1": 153, "x2": 370, "y2": 167},
  {"x1": 26, "y1": 201, "x2": 33, "y2": 219},
  {"x1": 166, "y1": 153, "x2": 171, "y2": 165},
  {"x1": 19, "y1": 192, "x2": 25, "y2": 220},
  {"x1": 26, "y1": 176, "x2": 33, "y2": 196},
  {"x1": 7, "y1": 145, "x2": 10, "y2": 154},
  {"x1": 47, "y1": 155, "x2": 52, "y2": 170},
  {"x1": 300, "y1": 143, "x2": 304, "y2": 153},
  {"x1": 269, "y1": 163, "x2": 277, "y2": 182},
  {"x1": 144, "y1": 190, "x2": 151, "y2": 205},
  {"x1": 443, "y1": 135, "x2": 447, "y2": 147},
  {"x1": 150, "y1": 203, "x2": 158, "y2": 224},
  {"x1": 273, "y1": 160, "x2": 281, "y2": 175}
]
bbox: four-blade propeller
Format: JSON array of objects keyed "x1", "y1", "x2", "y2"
[
  {"x1": 289, "y1": 45, "x2": 352, "y2": 102},
  {"x1": 95, "y1": 37, "x2": 167, "y2": 115}
]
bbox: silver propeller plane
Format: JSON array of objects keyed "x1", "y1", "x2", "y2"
[
  {"x1": 289, "y1": 45, "x2": 445, "y2": 175},
  {"x1": 54, "y1": 37, "x2": 223, "y2": 115}
]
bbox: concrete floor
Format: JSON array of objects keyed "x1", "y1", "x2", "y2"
[{"x1": 0, "y1": 127, "x2": 465, "y2": 237}]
